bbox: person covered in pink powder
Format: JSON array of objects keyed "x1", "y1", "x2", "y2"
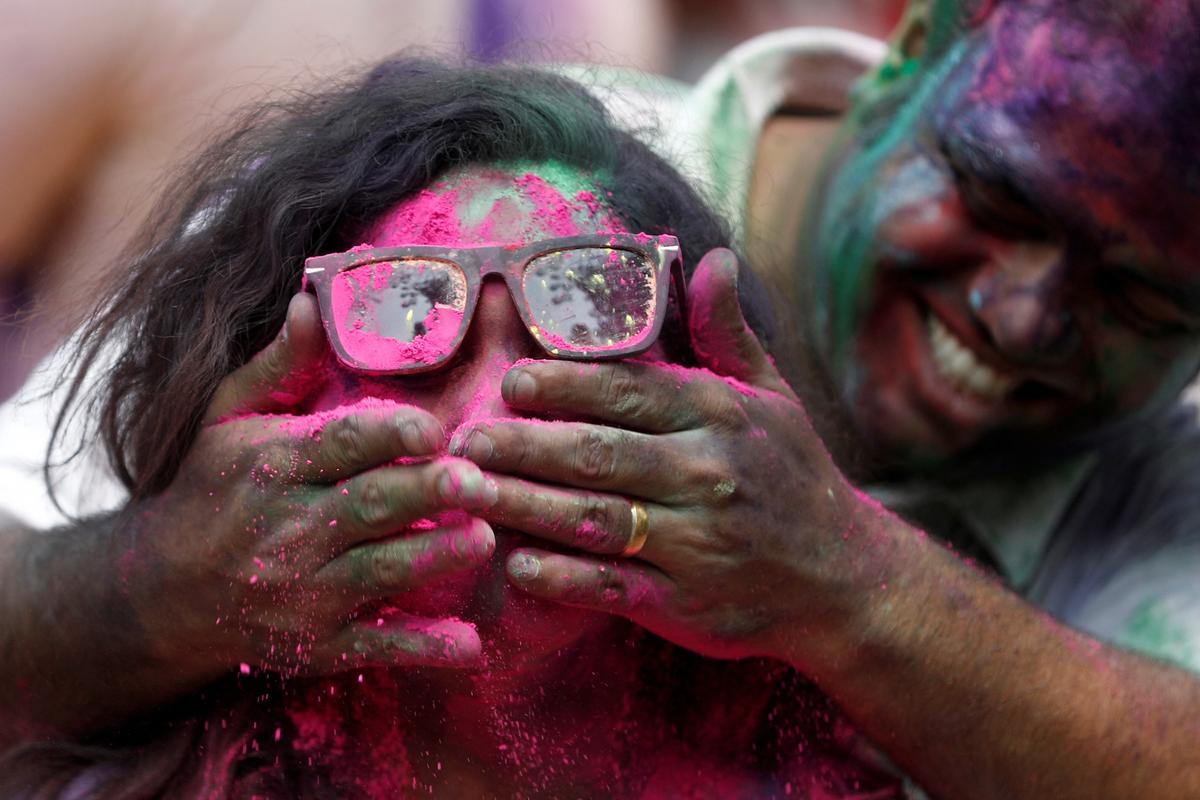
[{"x1": 0, "y1": 60, "x2": 900, "y2": 798}]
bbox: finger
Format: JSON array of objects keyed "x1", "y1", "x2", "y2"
[
  {"x1": 450, "y1": 419, "x2": 695, "y2": 500},
  {"x1": 687, "y1": 248, "x2": 797, "y2": 400},
  {"x1": 504, "y1": 549, "x2": 673, "y2": 622},
  {"x1": 284, "y1": 403, "x2": 444, "y2": 484},
  {"x1": 500, "y1": 360, "x2": 744, "y2": 434},
  {"x1": 316, "y1": 612, "x2": 483, "y2": 671},
  {"x1": 204, "y1": 293, "x2": 328, "y2": 424},
  {"x1": 320, "y1": 516, "x2": 495, "y2": 601},
  {"x1": 323, "y1": 459, "x2": 498, "y2": 549},
  {"x1": 481, "y1": 474, "x2": 675, "y2": 558}
]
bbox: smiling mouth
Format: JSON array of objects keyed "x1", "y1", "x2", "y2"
[{"x1": 926, "y1": 313, "x2": 1015, "y2": 402}]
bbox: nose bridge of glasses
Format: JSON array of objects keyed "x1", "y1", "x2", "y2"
[{"x1": 458, "y1": 246, "x2": 534, "y2": 327}]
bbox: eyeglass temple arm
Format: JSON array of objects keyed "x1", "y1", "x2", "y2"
[{"x1": 664, "y1": 245, "x2": 688, "y2": 327}]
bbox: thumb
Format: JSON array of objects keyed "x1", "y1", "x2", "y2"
[
  {"x1": 204, "y1": 292, "x2": 328, "y2": 424},
  {"x1": 687, "y1": 248, "x2": 795, "y2": 398}
]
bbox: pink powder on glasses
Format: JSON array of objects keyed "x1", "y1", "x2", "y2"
[
  {"x1": 340, "y1": 304, "x2": 465, "y2": 367},
  {"x1": 534, "y1": 326, "x2": 651, "y2": 355}
]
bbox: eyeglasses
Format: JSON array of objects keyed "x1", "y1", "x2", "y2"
[{"x1": 303, "y1": 233, "x2": 686, "y2": 375}]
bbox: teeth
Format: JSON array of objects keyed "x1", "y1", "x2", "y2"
[{"x1": 927, "y1": 315, "x2": 1014, "y2": 401}]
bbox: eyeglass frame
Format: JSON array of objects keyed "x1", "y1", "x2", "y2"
[{"x1": 302, "y1": 233, "x2": 687, "y2": 375}]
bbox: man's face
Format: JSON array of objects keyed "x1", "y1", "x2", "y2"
[
  {"x1": 308, "y1": 163, "x2": 656, "y2": 665},
  {"x1": 808, "y1": 0, "x2": 1200, "y2": 466}
]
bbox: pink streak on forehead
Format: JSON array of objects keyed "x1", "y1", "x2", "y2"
[{"x1": 367, "y1": 186, "x2": 465, "y2": 246}]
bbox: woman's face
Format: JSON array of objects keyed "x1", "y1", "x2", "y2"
[
  {"x1": 307, "y1": 162, "x2": 661, "y2": 669},
  {"x1": 807, "y1": 0, "x2": 1200, "y2": 466}
]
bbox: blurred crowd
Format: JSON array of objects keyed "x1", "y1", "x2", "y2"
[{"x1": 0, "y1": 0, "x2": 902, "y2": 401}]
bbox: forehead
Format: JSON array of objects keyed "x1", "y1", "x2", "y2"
[
  {"x1": 363, "y1": 162, "x2": 625, "y2": 247},
  {"x1": 925, "y1": 0, "x2": 1200, "y2": 274}
]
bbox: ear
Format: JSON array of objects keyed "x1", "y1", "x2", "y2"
[{"x1": 687, "y1": 248, "x2": 796, "y2": 399}]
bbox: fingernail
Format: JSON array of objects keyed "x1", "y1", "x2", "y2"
[
  {"x1": 502, "y1": 369, "x2": 538, "y2": 405},
  {"x1": 450, "y1": 428, "x2": 494, "y2": 463},
  {"x1": 438, "y1": 463, "x2": 499, "y2": 506},
  {"x1": 507, "y1": 552, "x2": 541, "y2": 582}
]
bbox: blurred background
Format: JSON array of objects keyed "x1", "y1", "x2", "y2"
[{"x1": 0, "y1": 0, "x2": 904, "y2": 400}]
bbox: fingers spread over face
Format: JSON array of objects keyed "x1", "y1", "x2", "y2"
[
  {"x1": 322, "y1": 458, "x2": 498, "y2": 549},
  {"x1": 287, "y1": 404, "x2": 445, "y2": 484},
  {"x1": 320, "y1": 516, "x2": 495, "y2": 601},
  {"x1": 318, "y1": 612, "x2": 483, "y2": 671},
  {"x1": 504, "y1": 548, "x2": 673, "y2": 620},
  {"x1": 206, "y1": 293, "x2": 329, "y2": 423},
  {"x1": 482, "y1": 474, "x2": 674, "y2": 557},
  {"x1": 450, "y1": 419, "x2": 686, "y2": 498},
  {"x1": 501, "y1": 360, "x2": 741, "y2": 433}
]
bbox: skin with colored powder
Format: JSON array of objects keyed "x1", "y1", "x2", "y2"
[
  {"x1": 6, "y1": 25, "x2": 1200, "y2": 800},
  {"x1": 288, "y1": 166, "x2": 893, "y2": 796},
  {"x1": 461, "y1": 5, "x2": 1200, "y2": 800},
  {"x1": 105, "y1": 164, "x2": 891, "y2": 798},
  {"x1": 805, "y1": 0, "x2": 1200, "y2": 468}
]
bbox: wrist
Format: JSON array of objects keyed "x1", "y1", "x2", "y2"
[
  {"x1": 769, "y1": 487, "x2": 919, "y2": 680},
  {"x1": 118, "y1": 506, "x2": 234, "y2": 685}
]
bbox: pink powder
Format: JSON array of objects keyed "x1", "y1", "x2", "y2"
[
  {"x1": 575, "y1": 189, "x2": 603, "y2": 217},
  {"x1": 514, "y1": 173, "x2": 583, "y2": 237},
  {"x1": 341, "y1": 304, "x2": 464, "y2": 367},
  {"x1": 535, "y1": 326, "x2": 651, "y2": 355},
  {"x1": 369, "y1": 187, "x2": 464, "y2": 245}
]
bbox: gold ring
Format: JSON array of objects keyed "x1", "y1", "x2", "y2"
[{"x1": 623, "y1": 500, "x2": 650, "y2": 557}]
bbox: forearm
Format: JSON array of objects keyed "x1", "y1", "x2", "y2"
[
  {"x1": 0, "y1": 511, "x2": 222, "y2": 747},
  {"x1": 790, "y1": 515, "x2": 1200, "y2": 800}
]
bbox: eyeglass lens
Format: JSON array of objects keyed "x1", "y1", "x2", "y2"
[
  {"x1": 329, "y1": 247, "x2": 659, "y2": 369},
  {"x1": 522, "y1": 248, "x2": 657, "y2": 354},
  {"x1": 331, "y1": 258, "x2": 469, "y2": 367}
]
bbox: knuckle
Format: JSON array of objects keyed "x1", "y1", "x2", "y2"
[
  {"x1": 506, "y1": 428, "x2": 537, "y2": 473},
  {"x1": 573, "y1": 495, "x2": 621, "y2": 548},
  {"x1": 328, "y1": 414, "x2": 371, "y2": 466},
  {"x1": 259, "y1": 339, "x2": 288, "y2": 381},
  {"x1": 689, "y1": 460, "x2": 739, "y2": 506},
  {"x1": 573, "y1": 428, "x2": 617, "y2": 482},
  {"x1": 351, "y1": 476, "x2": 393, "y2": 529},
  {"x1": 705, "y1": 392, "x2": 750, "y2": 431},
  {"x1": 364, "y1": 544, "x2": 406, "y2": 589},
  {"x1": 593, "y1": 566, "x2": 630, "y2": 607},
  {"x1": 600, "y1": 366, "x2": 644, "y2": 417}
]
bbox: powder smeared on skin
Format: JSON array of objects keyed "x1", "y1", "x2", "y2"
[
  {"x1": 369, "y1": 187, "x2": 464, "y2": 245},
  {"x1": 514, "y1": 173, "x2": 584, "y2": 237}
]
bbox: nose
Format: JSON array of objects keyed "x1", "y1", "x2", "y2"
[
  {"x1": 967, "y1": 242, "x2": 1079, "y2": 364},
  {"x1": 438, "y1": 278, "x2": 540, "y2": 428}
]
